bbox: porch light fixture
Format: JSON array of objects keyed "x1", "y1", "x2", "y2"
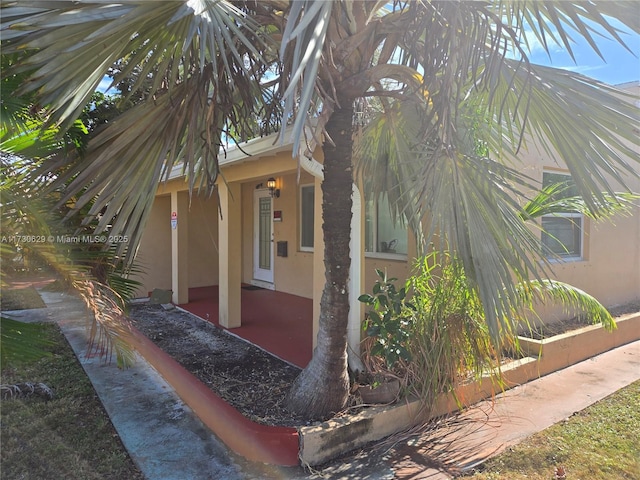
[{"x1": 267, "y1": 177, "x2": 280, "y2": 198}]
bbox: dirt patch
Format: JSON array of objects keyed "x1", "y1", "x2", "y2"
[
  {"x1": 128, "y1": 300, "x2": 640, "y2": 428},
  {"x1": 128, "y1": 303, "x2": 314, "y2": 427},
  {"x1": 520, "y1": 302, "x2": 640, "y2": 340}
]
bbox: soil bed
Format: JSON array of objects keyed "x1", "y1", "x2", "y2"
[
  {"x1": 129, "y1": 301, "x2": 639, "y2": 429},
  {"x1": 519, "y1": 302, "x2": 640, "y2": 340},
  {"x1": 128, "y1": 303, "x2": 314, "y2": 427}
]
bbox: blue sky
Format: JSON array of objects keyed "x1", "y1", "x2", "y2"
[{"x1": 525, "y1": 19, "x2": 640, "y2": 86}]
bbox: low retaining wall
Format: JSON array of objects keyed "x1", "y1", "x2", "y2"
[
  {"x1": 127, "y1": 326, "x2": 300, "y2": 466},
  {"x1": 517, "y1": 312, "x2": 640, "y2": 377},
  {"x1": 298, "y1": 312, "x2": 640, "y2": 466},
  {"x1": 298, "y1": 356, "x2": 540, "y2": 465},
  {"x1": 127, "y1": 311, "x2": 639, "y2": 467}
]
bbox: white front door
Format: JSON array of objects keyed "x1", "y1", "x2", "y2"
[{"x1": 253, "y1": 190, "x2": 274, "y2": 284}]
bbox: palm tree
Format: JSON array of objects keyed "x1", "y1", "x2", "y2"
[
  {"x1": 1, "y1": 59, "x2": 139, "y2": 368},
  {"x1": 2, "y1": 1, "x2": 638, "y2": 419}
]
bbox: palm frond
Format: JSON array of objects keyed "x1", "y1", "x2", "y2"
[
  {"x1": 522, "y1": 183, "x2": 639, "y2": 221},
  {"x1": 279, "y1": 0, "x2": 333, "y2": 156},
  {"x1": 76, "y1": 280, "x2": 137, "y2": 369},
  {"x1": 418, "y1": 149, "x2": 547, "y2": 339},
  {"x1": 354, "y1": 97, "x2": 553, "y2": 340},
  {"x1": 1, "y1": 118, "x2": 87, "y2": 159},
  {"x1": 2, "y1": 0, "x2": 271, "y2": 132},
  {"x1": 33, "y1": 68, "x2": 232, "y2": 264},
  {"x1": 512, "y1": 279, "x2": 616, "y2": 332},
  {"x1": 497, "y1": 1, "x2": 639, "y2": 61},
  {"x1": 476, "y1": 61, "x2": 639, "y2": 211},
  {"x1": 70, "y1": 247, "x2": 143, "y2": 306},
  {"x1": 1, "y1": 156, "x2": 136, "y2": 368},
  {"x1": 354, "y1": 99, "x2": 430, "y2": 247}
]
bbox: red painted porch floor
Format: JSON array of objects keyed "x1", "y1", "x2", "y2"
[{"x1": 180, "y1": 285, "x2": 313, "y2": 368}]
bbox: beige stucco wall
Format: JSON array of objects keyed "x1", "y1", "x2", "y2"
[
  {"x1": 133, "y1": 182, "x2": 219, "y2": 297},
  {"x1": 517, "y1": 143, "x2": 640, "y2": 310},
  {"x1": 187, "y1": 193, "x2": 219, "y2": 288},
  {"x1": 272, "y1": 171, "x2": 316, "y2": 298},
  {"x1": 238, "y1": 169, "x2": 316, "y2": 299},
  {"x1": 135, "y1": 194, "x2": 172, "y2": 295}
]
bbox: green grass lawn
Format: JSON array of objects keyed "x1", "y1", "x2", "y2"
[
  {"x1": 0, "y1": 322, "x2": 145, "y2": 480},
  {"x1": 459, "y1": 380, "x2": 640, "y2": 480}
]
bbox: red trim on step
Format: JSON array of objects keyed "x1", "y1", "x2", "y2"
[{"x1": 128, "y1": 326, "x2": 300, "y2": 466}]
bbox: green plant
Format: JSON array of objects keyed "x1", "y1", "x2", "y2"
[
  {"x1": 358, "y1": 269, "x2": 415, "y2": 370},
  {"x1": 406, "y1": 252, "x2": 503, "y2": 413},
  {"x1": 358, "y1": 254, "x2": 503, "y2": 409},
  {"x1": 358, "y1": 246, "x2": 617, "y2": 415}
]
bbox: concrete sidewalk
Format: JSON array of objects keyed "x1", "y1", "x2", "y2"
[
  {"x1": 30, "y1": 290, "x2": 260, "y2": 480},
  {"x1": 5, "y1": 290, "x2": 639, "y2": 480},
  {"x1": 386, "y1": 339, "x2": 640, "y2": 478}
]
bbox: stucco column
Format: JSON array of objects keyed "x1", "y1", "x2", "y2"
[
  {"x1": 171, "y1": 190, "x2": 189, "y2": 304},
  {"x1": 348, "y1": 183, "x2": 364, "y2": 371},
  {"x1": 218, "y1": 181, "x2": 242, "y2": 328},
  {"x1": 302, "y1": 154, "x2": 364, "y2": 372},
  {"x1": 312, "y1": 175, "x2": 324, "y2": 350}
]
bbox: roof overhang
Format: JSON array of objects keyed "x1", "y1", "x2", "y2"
[{"x1": 166, "y1": 128, "x2": 295, "y2": 181}]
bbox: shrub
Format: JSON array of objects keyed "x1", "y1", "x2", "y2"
[
  {"x1": 358, "y1": 269, "x2": 415, "y2": 370},
  {"x1": 359, "y1": 252, "x2": 505, "y2": 413},
  {"x1": 406, "y1": 253, "x2": 503, "y2": 413}
]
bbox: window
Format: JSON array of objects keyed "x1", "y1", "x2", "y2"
[
  {"x1": 300, "y1": 184, "x2": 314, "y2": 251},
  {"x1": 365, "y1": 194, "x2": 407, "y2": 256},
  {"x1": 541, "y1": 171, "x2": 583, "y2": 259}
]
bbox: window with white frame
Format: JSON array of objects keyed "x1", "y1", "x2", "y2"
[
  {"x1": 365, "y1": 194, "x2": 407, "y2": 256},
  {"x1": 541, "y1": 171, "x2": 583, "y2": 259},
  {"x1": 300, "y1": 184, "x2": 314, "y2": 251}
]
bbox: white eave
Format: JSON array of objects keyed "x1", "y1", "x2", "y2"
[{"x1": 166, "y1": 128, "x2": 295, "y2": 181}]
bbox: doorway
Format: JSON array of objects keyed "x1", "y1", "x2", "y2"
[{"x1": 253, "y1": 189, "x2": 274, "y2": 285}]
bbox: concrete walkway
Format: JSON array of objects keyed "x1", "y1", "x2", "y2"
[
  {"x1": 23, "y1": 291, "x2": 258, "y2": 480},
  {"x1": 5, "y1": 290, "x2": 639, "y2": 480},
  {"x1": 387, "y1": 338, "x2": 640, "y2": 479}
]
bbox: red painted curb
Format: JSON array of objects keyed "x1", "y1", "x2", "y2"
[{"x1": 127, "y1": 326, "x2": 300, "y2": 466}]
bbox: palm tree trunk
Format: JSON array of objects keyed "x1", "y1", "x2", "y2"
[{"x1": 286, "y1": 102, "x2": 354, "y2": 419}]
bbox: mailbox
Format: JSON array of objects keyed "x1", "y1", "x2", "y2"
[{"x1": 277, "y1": 241, "x2": 288, "y2": 257}]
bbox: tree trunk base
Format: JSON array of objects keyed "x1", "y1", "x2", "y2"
[{"x1": 285, "y1": 355, "x2": 350, "y2": 420}]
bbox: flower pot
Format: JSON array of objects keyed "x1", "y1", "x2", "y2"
[{"x1": 358, "y1": 379, "x2": 401, "y2": 404}]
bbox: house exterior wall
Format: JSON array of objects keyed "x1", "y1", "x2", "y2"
[
  {"x1": 133, "y1": 181, "x2": 219, "y2": 296},
  {"x1": 271, "y1": 171, "x2": 316, "y2": 299},
  {"x1": 236, "y1": 159, "x2": 316, "y2": 299},
  {"x1": 135, "y1": 194, "x2": 172, "y2": 294},
  {"x1": 517, "y1": 138, "x2": 640, "y2": 310},
  {"x1": 135, "y1": 156, "x2": 638, "y2": 309},
  {"x1": 134, "y1": 83, "x2": 638, "y2": 319},
  {"x1": 187, "y1": 193, "x2": 219, "y2": 288}
]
